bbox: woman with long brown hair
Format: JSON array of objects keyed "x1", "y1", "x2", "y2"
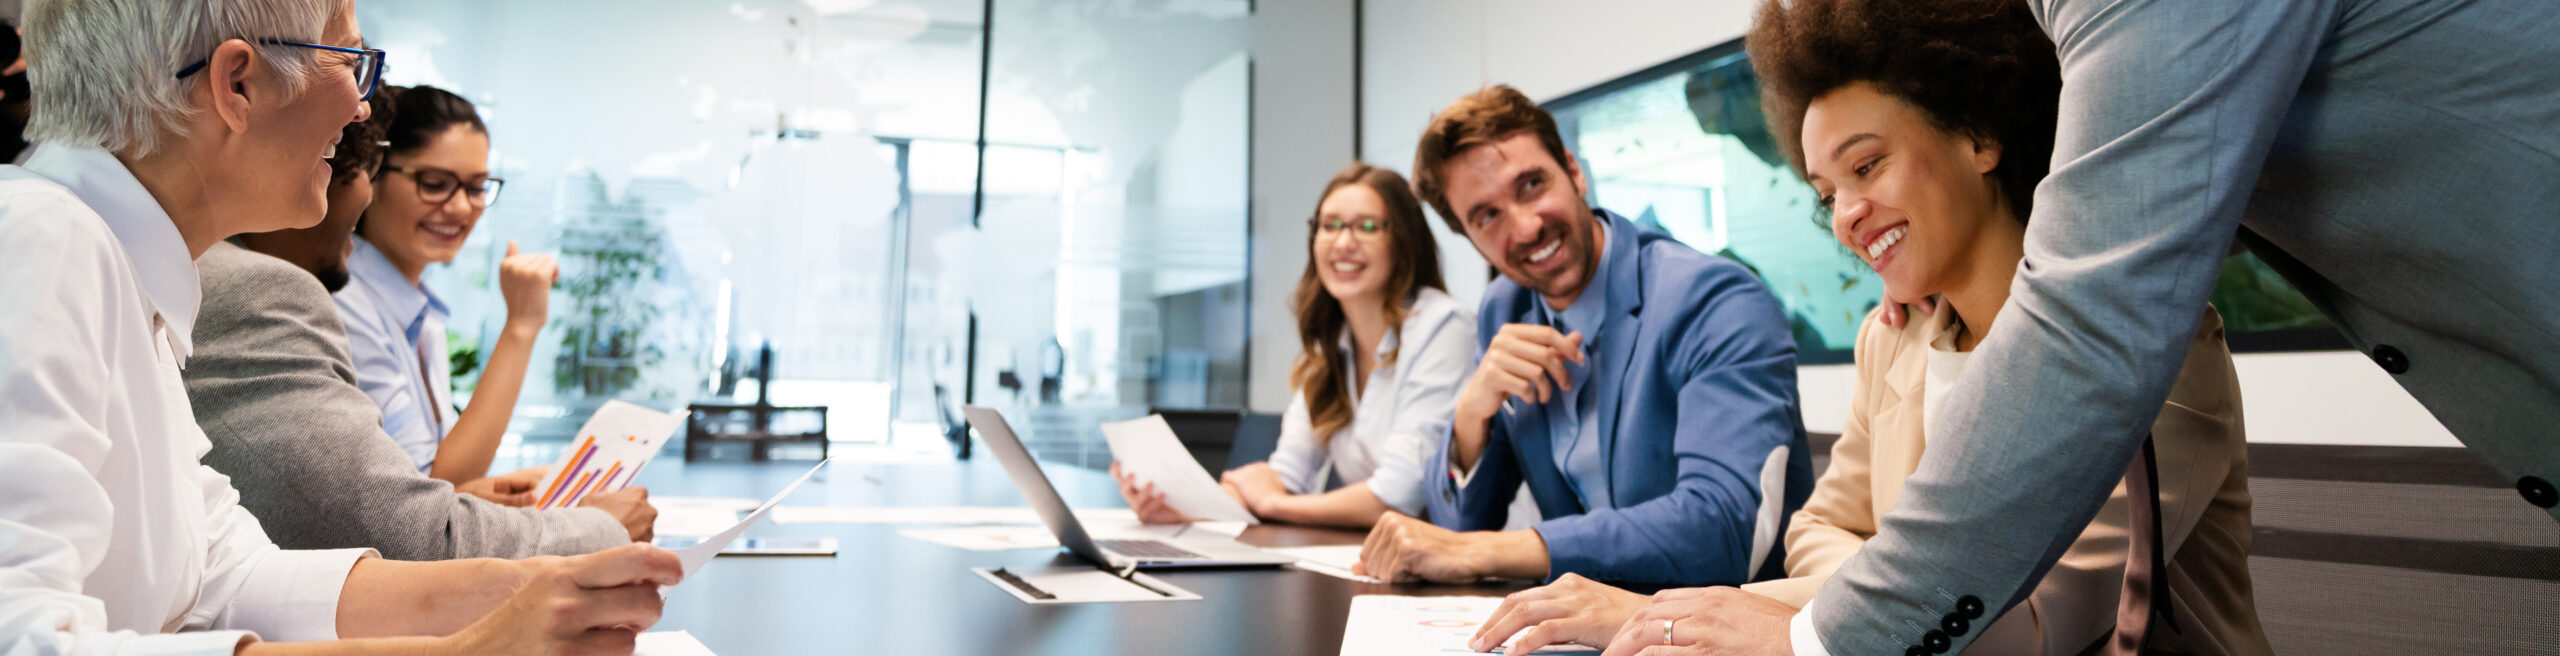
[{"x1": 1114, "y1": 162, "x2": 1477, "y2": 528}]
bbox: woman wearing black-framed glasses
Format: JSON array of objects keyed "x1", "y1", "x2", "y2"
[{"x1": 334, "y1": 84, "x2": 547, "y2": 493}]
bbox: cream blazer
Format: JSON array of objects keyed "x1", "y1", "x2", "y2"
[{"x1": 1742, "y1": 305, "x2": 2271, "y2": 656}]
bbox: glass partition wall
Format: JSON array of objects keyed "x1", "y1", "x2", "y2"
[{"x1": 358, "y1": 0, "x2": 1252, "y2": 465}]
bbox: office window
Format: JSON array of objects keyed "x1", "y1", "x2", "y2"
[
  {"x1": 358, "y1": 0, "x2": 1251, "y2": 457},
  {"x1": 970, "y1": 0, "x2": 1253, "y2": 466}
]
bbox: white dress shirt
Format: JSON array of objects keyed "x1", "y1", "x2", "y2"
[
  {"x1": 0, "y1": 145, "x2": 373, "y2": 656},
  {"x1": 332, "y1": 238, "x2": 453, "y2": 472},
  {"x1": 1266, "y1": 287, "x2": 1476, "y2": 516}
]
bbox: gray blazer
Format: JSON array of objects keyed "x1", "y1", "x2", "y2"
[
  {"x1": 185, "y1": 242, "x2": 628, "y2": 561},
  {"x1": 1807, "y1": 2, "x2": 2560, "y2": 654}
]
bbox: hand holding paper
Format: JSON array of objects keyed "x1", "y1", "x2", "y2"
[
  {"x1": 531, "y1": 401, "x2": 687, "y2": 510},
  {"x1": 1099, "y1": 415, "x2": 1256, "y2": 524}
]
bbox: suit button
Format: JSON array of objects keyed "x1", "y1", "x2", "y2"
[
  {"x1": 1941, "y1": 616, "x2": 1970, "y2": 637},
  {"x1": 1442, "y1": 488, "x2": 1455, "y2": 503},
  {"x1": 2522, "y1": 476, "x2": 2558, "y2": 509},
  {"x1": 1955, "y1": 595, "x2": 1985, "y2": 619},
  {"x1": 2371, "y1": 344, "x2": 2409, "y2": 374},
  {"x1": 1924, "y1": 630, "x2": 1952, "y2": 653}
]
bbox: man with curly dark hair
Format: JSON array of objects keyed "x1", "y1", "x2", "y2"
[{"x1": 1554, "y1": 0, "x2": 2560, "y2": 655}]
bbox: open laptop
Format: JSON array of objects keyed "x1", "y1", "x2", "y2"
[{"x1": 965, "y1": 405, "x2": 1293, "y2": 569}]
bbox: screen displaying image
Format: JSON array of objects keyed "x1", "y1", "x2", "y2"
[{"x1": 1545, "y1": 40, "x2": 2339, "y2": 363}]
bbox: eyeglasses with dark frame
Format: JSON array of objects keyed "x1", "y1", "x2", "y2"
[
  {"x1": 1309, "y1": 216, "x2": 1388, "y2": 240},
  {"x1": 381, "y1": 165, "x2": 504, "y2": 209},
  {"x1": 176, "y1": 38, "x2": 387, "y2": 101}
]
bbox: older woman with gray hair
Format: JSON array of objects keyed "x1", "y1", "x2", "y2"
[{"x1": 0, "y1": 1, "x2": 681, "y2": 654}]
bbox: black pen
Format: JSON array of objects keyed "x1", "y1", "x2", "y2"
[{"x1": 1110, "y1": 563, "x2": 1177, "y2": 598}]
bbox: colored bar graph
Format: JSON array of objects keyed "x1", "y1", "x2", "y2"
[
  {"x1": 560, "y1": 471, "x2": 600, "y2": 510},
  {"x1": 539, "y1": 436, "x2": 599, "y2": 509},
  {"x1": 573, "y1": 461, "x2": 625, "y2": 506}
]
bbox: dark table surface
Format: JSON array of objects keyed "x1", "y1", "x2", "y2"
[{"x1": 629, "y1": 455, "x2": 1532, "y2": 655}]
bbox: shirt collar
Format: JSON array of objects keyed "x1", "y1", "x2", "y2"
[
  {"x1": 1541, "y1": 213, "x2": 1619, "y2": 342},
  {"x1": 348, "y1": 236, "x2": 445, "y2": 328},
  {"x1": 24, "y1": 144, "x2": 201, "y2": 357}
]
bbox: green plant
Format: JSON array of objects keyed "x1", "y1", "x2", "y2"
[{"x1": 551, "y1": 172, "x2": 672, "y2": 397}]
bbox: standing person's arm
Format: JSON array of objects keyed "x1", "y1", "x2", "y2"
[
  {"x1": 428, "y1": 241, "x2": 554, "y2": 485},
  {"x1": 1778, "y1": 4, "x2": 2336, "y2": 655}
]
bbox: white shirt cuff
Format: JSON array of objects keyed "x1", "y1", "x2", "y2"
[
  {"x1": 105, "y1": 630, "x2": 258, "y2": 656},
  {"x1": 1789, "y1": 608, "x2": 1833, "y2": 656},
  {"x1": 219, "y1": 548, "x2": 374, "y2": 642}
]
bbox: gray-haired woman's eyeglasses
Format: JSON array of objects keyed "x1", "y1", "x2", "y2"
[{"x1": 176, "y1": 38, "x2": 386, "y2": 102}]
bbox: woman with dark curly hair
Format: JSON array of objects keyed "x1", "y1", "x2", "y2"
[{"x1": 1456, "y1": 1, "x2": 2269, "y2": 655}]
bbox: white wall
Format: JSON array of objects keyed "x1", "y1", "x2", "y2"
[{"x1": 1246, "y1": 0, "x2": 1357, "y2": 412}]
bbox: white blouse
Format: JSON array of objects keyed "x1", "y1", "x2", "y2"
[
  {"x1": 0, "y1": 145, "x2": 372, "y2": 656},
  {"x1": 1266, "y1": 287, "x2": 1477, "y2": 516}
]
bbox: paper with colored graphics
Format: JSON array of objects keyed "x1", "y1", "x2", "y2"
[{"x1": 531, "y1": 400, "x2": 687, "y2": 510}]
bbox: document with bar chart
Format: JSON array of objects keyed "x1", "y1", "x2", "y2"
[
  {"x1": 532, "y1": 400, "x2": 687, "y2": 510},
  {"x1": 1339, "y1": 596, "x2": 1598, "y2": 656}
]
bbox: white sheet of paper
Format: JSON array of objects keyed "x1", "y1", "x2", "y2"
[
  {"x1": 972, "y1": 566, "x2": 1200, "y2": 604},
  {"x1": 1267, "y1": 545, "x2": 1380, "y2": 583},
  {"x1": 653, "y1": 506, "x2": 742, "y2": 538},
  {"x1": 1099, "y1": 415, "x2": 1256, "y2": 523},
  {"x1": 1339, "y1": 596, "x2": 1599, "y2": 656},
  {"x1": 673, "y1": 459, "x2": 827, "y2": 579},
  {"x1": 654, "y1": 496, "x2": 764, "y2": 512},
  {"x1": 531, "y1": 401, "x2": 687, "y2": 510},
  {"x1": 634, "y1": 630, "x2": 718, "y2": 656},
  {"x1": 898, "y1": 525, "x2": 1060, "y2": 551}
]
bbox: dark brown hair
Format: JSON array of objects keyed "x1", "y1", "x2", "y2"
[
  {"x1": 1411, "y1": 85, "x2": 1574, "y2": 234},
  {"x1": 1290, "y1": 162, "x2": 1446, "y2": 443},
  {"x1": 327, "y1": 84, "x2": 396, "y2": 184},
  {"x1": 1747, "y1": 0, "x2": 2060, "y2": 223},
  {"x1": 381, "y1": 84, "x2": 487, "y2": 162}
]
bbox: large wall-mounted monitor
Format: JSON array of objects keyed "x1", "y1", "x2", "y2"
[{"x1": 1543, "y1": 38, "x2": 2344, "y2": 364}]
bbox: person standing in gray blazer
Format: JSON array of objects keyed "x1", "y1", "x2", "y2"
[
  {"x1": 1620, "y1": 1, "x2": 2560, "y2": 655},
  {"x1": 186, "y1": 99, "x2": 653, "y2": 562}
]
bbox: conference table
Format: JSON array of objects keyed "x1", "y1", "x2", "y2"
[{"x1": 624, "y1": 454, "x2": 1538, "y2": 655}]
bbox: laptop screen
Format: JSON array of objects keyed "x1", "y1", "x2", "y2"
[{"x1": 962, "y1": 406, "x2": 1116, "y2": 568}]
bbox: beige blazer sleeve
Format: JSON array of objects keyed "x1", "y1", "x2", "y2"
[
  {"x1": 1741, "y1": 309, "x2": 1903, "y2": 608},
  {"x1": 1963, "y1": 308, "x2": 2262, "y2": 656}
]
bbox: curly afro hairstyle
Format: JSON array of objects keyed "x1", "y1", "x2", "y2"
[{"x1": 1746, "y1": 0, "x2": 2060, "y2": 224}]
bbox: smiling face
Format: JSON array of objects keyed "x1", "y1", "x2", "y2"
[
  {"x1": 233, "y1": 0, "x2": 370, "y2": 235},
  {"x1": 1802, "y1": 82, "x2": 2012, "y2": 305},
  {"x1": 360, "y1": 124, "x2": 491, "y2": 273},
  {"x1": 1441, "y1": 132, "x2": 1599, "y2": 309},
  {"x1": 1312, "y1": 183, "x2": 1400, "y2": 307}
]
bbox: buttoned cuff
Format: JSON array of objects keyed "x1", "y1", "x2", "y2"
[
  {"x1": 222, "y1": 548, "x2": 374, "y2": 642},
  {"x1": 1789, "y1": 608, "x2": 1832, "y2": 656},
  {"x1": 105, "y1": 630, "x2": 258, "y2": 656}
]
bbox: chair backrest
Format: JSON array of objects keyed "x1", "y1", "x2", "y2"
[
  {"x1": 1792, "y1": 435, "x2": 2560, "y2": 654},
  {"x1": 1151, "y1": 408, "x2": 1244, "y2": 474},
  {"x1": 2240, "y1": 443, "x2": 2560, "y2": 654},
  {"x1": 1225, "y1": 412, "x2": 1285, "y2": 472}
]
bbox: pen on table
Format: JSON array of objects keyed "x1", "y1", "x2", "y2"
[{"x1": 1111, "y1": 567, "x2": 1177, "y2": 598}]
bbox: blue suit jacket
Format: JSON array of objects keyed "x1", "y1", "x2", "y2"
[{"x1": 1427, "y1": 209, "x2": 1813, "y2": 587}]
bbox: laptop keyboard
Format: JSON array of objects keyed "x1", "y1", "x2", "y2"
[{"x1": 1095, "y1": 539, "x2": 1207, "y2": 560}]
